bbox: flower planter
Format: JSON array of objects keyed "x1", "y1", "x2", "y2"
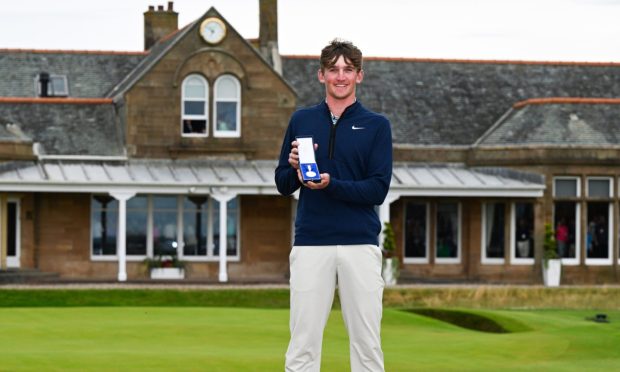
[
  {"x1": 382, "y1": 258, "x2": 397, "y2": 286},
  {"x1": 542, "y1": 259, "x2": 561, "y2": 287},
  {"x1": 150, "y1": 268, "x2": 185, "y2": 280},
  {"x1": 517, "y1": 240, "x2": 530, "y2": 258}
]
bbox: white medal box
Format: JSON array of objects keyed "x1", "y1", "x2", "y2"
[{"x1": 297, "y1": 136, "x2": 321, "y2": 182}]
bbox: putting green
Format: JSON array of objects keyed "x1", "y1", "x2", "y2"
[{"x1": 0, "y1": 308, "x2": 618, "y2": 371}]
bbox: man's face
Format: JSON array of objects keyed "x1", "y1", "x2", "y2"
[{"x1": 318, "y1": 55, "x2": 364, "y2": 101}]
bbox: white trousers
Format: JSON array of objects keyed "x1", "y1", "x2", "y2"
[{"x1": 285, "y1": 244, "x2": 385, "y2": 372}]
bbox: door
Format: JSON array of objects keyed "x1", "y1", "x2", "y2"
[{"x1": 6, "y1": 200, "x2": 20, "y2": 268}]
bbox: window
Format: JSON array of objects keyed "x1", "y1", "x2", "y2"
[
  {"x1": 181, "y1": 74, "x2": 209, "y2": 136},
  {"x1": 49, "y1": 75, "x2": 69, "y2": 96},
  {"x1": 554, "y1": 178, "x2": 579, "y2": 198},
  {"x1": 553, "y1": 177, "x2": 580, "y2": 265},
  {"x1": 482, "y1": 202, "x2": 506, "y2": 264},
  {"x1": 586, "y1": 177, "x2": 613, "y2": 264},
  {"x1": 153, "y1": 196, "x2": 179, "y2": 257},
  {"x1": 126, "y1": 196, "x2": 148, "y2": 256},
  {"x1": 34, "y1": 74, "x2": 69, "y2": 97},
  {"x1": 6, "y1": 199, "x2": 21, "y2": 268},
  {"x1": 213, "y1": 75, "x2": 241, "y2": 137},
  {"x1": 91, "y1": 195, "x2": 118, "y2": 256},
  {"x1": 512, "y1": 202, "x2": 535, "y2": 263},
  {"x1": 436, "y1": 202, "x2": 460, "y2": 263},
  {"x1": 91, "y1": 194, "x2": 239, "y2": 261},
  {"x1": 404, "y1": 202, "x2": 429, "y2": 263},
  {"x1": 183, "y1": 196, "x2": 210, "y2": 256}
]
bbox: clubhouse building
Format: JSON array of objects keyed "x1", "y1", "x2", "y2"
[{"x1": 1, "y1": 1, "x2": 619, "y2": 284}]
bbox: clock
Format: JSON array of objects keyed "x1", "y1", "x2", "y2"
[{"x1": 200, "y1": 17, "x2": 227, "y2": 45}]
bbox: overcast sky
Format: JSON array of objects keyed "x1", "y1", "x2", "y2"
[{"x1": 1, "y1": 0, "x2": 620, "y2": 62}]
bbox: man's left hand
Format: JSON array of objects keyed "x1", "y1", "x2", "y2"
[{"x1": 297, "y1": 170, "x2": 330, "y2": 189}]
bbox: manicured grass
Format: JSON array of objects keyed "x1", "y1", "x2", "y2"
[{"x1": 0, "y1": 307, "x2": 618, "y2": 371}]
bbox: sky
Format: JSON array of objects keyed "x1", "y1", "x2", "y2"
[{"x1": 1, "y1": 0, "x2": 620, "y2": 62}]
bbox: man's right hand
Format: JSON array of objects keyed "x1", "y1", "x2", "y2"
[
  {"x1": 288, "y1": 140, "x2": 318, "y2": 170},
  {"x1": 288, "y1": 140, "x2": 300, "y2": 169}
]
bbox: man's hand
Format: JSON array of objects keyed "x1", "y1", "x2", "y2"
[
  {"x1": 288, "y1": 140, "x2": 318, "y2": 170},
  {"x1": 296, "y1": 170, "x2": 330, "y2": 189}
]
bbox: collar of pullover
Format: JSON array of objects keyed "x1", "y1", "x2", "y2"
[{"x1": 322, "y1": 100, "x2": 361, "y2": 122}]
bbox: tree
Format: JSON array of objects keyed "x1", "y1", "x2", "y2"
[
  {"x1": 382, "y1": 222, "x2": 396, "y2": 258},
  {"x1": 543, "y1": 223, "x2": 559, "y2": 268}
]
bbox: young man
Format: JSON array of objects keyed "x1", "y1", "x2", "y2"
[{"x1": 275, "y1": 39, "x2": 393, "y2": 372}]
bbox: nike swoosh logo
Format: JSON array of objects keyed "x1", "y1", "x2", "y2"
[{"x1": 352, "y1": 125, "x2": 365, "y2": 130}]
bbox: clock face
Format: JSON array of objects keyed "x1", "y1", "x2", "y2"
[{"x1": 200, "y1": 18, "x2": 226, "y2": 44}]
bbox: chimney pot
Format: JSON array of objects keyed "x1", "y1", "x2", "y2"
[
  {"x1": 157, "y1": 5, "x2": 164, "y2": 11},
  {"x1": 168, "y1": 1, "x2": 173, "y2": 11},
  {"x1": 259, "y1": 0, "x2": 278, "y2": 47},
  {"x1": 148, "y1": 5, "x2": 154, "y2": 11}
]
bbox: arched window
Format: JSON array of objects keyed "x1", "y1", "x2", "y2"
[
  {"x1": 181, "y1": 74, "x2": 209, "y2": 136},
  {"x1": 213, "y1": 74, "x2": 241, "y2": 137}
]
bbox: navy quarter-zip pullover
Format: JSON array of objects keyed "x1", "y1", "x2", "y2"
[{"x1": 275, "y1": 100, "x2": 393, "y2": 246}]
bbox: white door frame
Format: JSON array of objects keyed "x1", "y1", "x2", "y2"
[{"x1": 6, "y1": 198, "x2": 20, "y2": 268}]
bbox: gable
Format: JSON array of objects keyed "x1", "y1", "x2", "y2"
[
  {"x1": 121, "y1": 7, "x2": 296, "y2": 159},
  {"x1": 112, "y1": 7, "x2": 296, "y2": 101}
]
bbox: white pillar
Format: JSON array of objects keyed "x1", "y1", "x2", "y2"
[
  {"x1": 379, "y1": 193, "x2": 400, "y2": 251},
  {"x1": 110, "y1": 191, "x2": 136, "y2": 282},
  {"x1": 211, "y1": 188, "x2": 236, "y2": 283}
]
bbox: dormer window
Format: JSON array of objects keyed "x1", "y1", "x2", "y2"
[
  {"x1": 181, "y1": 74, "x2": 209, "y2": 136},
  {"x1": 35, "y1": 73, "x2": 69, "y2": 97},
  {"x1": 213, "y1": 74, "x2": 241, "y2": 137}
]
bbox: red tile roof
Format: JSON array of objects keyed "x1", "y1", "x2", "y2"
[
  {"x1": 282, "y1": 54, "x2": 620, "y2": 67},
  {"x1": 0, "y1": 48, "x2": 148, "y2": 56},
  {"x1": 513, "y1": 97, "x2": 620, "y2": 109},
  {"x1": 0, "y1": 97, "x2": 113, "y2": 104}
]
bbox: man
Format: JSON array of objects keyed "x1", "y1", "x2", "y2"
[{"x1": 275, "y1": 39, "x2": 393, "y2": 372}]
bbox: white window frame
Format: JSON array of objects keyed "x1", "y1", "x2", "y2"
[
  {"x1": 435, "y1": 202, "x2": 461, "y2": 264},
  {"x1": 33, "y1": 74, "x2": 69, "y2": 97},
  {"x1": 403, "y1": 201, "x2": 430, "y2": 264},
  {"x1": 90, "y1": 195, "x2": 119, "y2": 262},
  {"x1": 586, "y1": 177, "x2": 613, "y2": 198},
  {"x1": 90, "y1": 194, "x2": 241, "y2": 262},
  {"x1": 585, "y1": 177, "x2": 613, "y2": 266},
  {"x1": 123, "y1": 195, "x2": 149, "y2": 261},
  {"x1": 481, "y1": 202, "x2": 506, "y2": 265},
  {"x1": 213, "y1": 74, "x2": 241, "y2": 138},
  {"x1": 181, "y1": 74, "x2": 209, "y2": 138},
  {"x1": 553, "y1": 176, "x2": 581, "y2": 198},
  {"x1": 551, "y1": 203, "x2": 581, "y2": 266},
  {"x1": 510, "y1": 202, "x2": 535, "y2": 265},
  {"x1": 552, "y1": 176, "x2": 581, "y2": 266}
]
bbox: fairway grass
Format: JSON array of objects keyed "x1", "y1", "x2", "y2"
[{"x1": 1, "y1": 307, "x2": 618, "y2": 371}]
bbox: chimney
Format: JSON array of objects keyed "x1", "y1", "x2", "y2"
[
  {"x1": 144, "y1": 2, "x2": 178, "y2": 50},
  {"x1": 258, "y1": 0, "x2": 281, "y2": 74}
]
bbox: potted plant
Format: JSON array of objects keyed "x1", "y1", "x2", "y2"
[
  {"x1": 143, "y1": 252, "x2": 186, "y2": 280},
  {"x1": 381, "y1": 222, "x2": 399, "y2": 286},
  {"x1": 542, "y1": 223, "x2": 561, "y2": 287}
]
